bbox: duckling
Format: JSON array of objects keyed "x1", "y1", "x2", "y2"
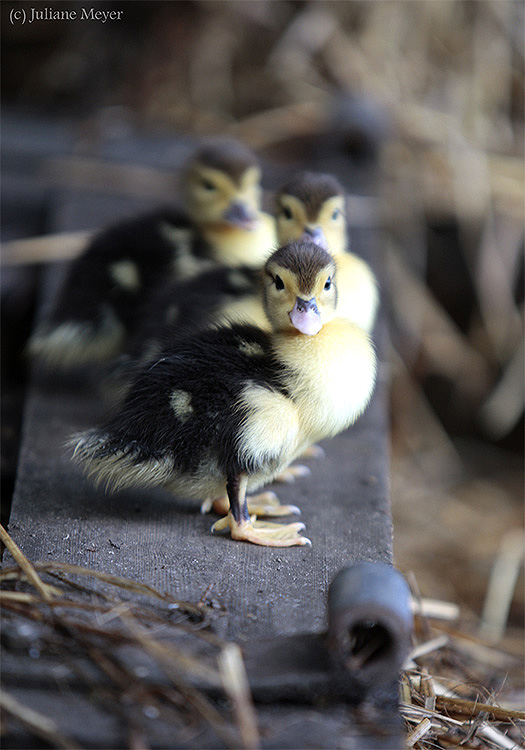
[
  {"x1": 27, "y1": 138, "x2": 276, "y2": 371},
  {"x1": 128, "y1": 170, "x2": 379, "y2": 367},
  {"x1": 275, "y1": 171, "x2": 379, "y2": 333},
  {"x1": 70, "y1": 240, "x2": 376, "y2": 548},
  {"x1": 276, "y1": 172, "x2": 348, "y2": 254},
  {"x1": 179, "y1": 141, "x2": 275, "y2": 270}
]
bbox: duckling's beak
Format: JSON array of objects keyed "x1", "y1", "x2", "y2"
[
  {"x1": 223, "y1": 201, "x2": 259, "y2": 230},
  {"x1": 289, "y1": 297, "x2": 322, "y2": 335},
  {"x1": 301, "y1": 226, "x2": 328, "y2": 249}
]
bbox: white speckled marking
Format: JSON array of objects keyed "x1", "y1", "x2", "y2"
[
  {"x1": 238, "y1": 340, "x2": 265, "y2": 357},
  {"x1": 109, "y1": 260, "x2": 141, "y2": 290},
  {"x1": 170, "y1": 389, "x2": 194, "y2": 419},
  {"x1": 227, "y1": 270, "x2": 253, "y2": 291},
  {"x1": 165, "y1": 304, "x2": 179, "y2": 324}
]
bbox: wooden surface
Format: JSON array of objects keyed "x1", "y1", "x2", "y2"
[{"x1": 1, "y1": 135, "x2": 401, "y2": 748}]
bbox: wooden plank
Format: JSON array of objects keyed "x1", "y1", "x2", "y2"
[
  {"x1": 2, "y1": 685, "x2": 400, "y2": 750},
  {"x1": 2, "y1": 173, "x2": 400, "y2": 748}
]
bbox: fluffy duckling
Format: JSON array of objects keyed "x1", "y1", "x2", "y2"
[
  {"x1": 275, "y1": 171, "x2": 379, "y2": 333},
  {"x1": 71, "y1": 240, "x2": 376, "y2": 548},
  {"x1": 179, "y1": 142, "x2": 275, "y2": 270},
  {"x1": 276, "y1": 172, "x2": 348, "y2": 254},
  {"x1": 27, "y1": 138, "x2": 276, "y2": 371},
  {"x1": 129, "y1": 170, "x2": 379, "y2": 366}
]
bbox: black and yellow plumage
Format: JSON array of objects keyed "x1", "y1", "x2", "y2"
[
  {"x1": 28, "y1": 138, "x2": 275, "y2": 370},
  {"x1": 128, "y1": 169, "x2": 379, "y2": 368},
  {"x1": 127, "y1": 264, "x2": 263, "y2": 365},
  {"x1": 71, "y1": 240, "x2": 376, "y2": 547}
]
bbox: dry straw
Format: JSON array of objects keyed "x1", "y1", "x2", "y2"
[{"x1": 2, "y1": 526, "x2": 523, "y2": 749}]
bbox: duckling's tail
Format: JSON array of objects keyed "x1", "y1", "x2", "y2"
[
  {"x1": 68, "y1": 429, "x2": 175, "y2": 493},
  {"x1": 28, "y1": 311, "x2": 125, "y2": 371}
]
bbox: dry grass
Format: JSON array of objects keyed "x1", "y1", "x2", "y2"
[
  {"x1": 1, "y1": 526, "x2": 255, "y2": 748},
  {"x1": 2, "y1": 525, "x2": 524, "y2": 749}
]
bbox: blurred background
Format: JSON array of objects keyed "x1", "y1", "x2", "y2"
[{"x1": 2, "y1": 0, "x2": 523, "y2": 706}]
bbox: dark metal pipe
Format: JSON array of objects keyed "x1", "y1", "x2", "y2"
[{"x1": 326, "y1": 561, "x2": 413, "y2": 703}]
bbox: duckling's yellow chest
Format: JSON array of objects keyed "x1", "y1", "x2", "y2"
[
  {"x1": 274, "y1": 320, "x2": 377, "y2": 444},
  {"x1": 204, "y1": 213, "x2": 276, "y2": 268},
  {"x1": 333, "y1": 253, "x2": 379, "y2": 332}
]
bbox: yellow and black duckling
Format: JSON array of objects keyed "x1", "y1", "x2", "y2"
[
  {"x1": 128, "y1": 170, "x2": 379, "y2": 366},
  {"x1": 275, "y1": 171, "x2": 379, "y2": 333},
  {"x1": 71, "y1": 240, "x2": 376, "y2": 548},
  {"x1": 28, "y1": 138, "x2": 276, "y2": 371}
]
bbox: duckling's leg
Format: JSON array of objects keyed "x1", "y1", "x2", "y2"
[
  {"x1": 211, "y1": 475, "x2": 311, "y2": 547},
  {"x1": 201, "y1": 491, "x2": 300, "y2": 518}
]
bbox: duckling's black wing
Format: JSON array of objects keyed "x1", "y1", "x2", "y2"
[
  {"x1": 130, "y1": 265, "x2": 262, "y2": 360},
  {"x1": 74, "y1": 323, "x2": 285, "y2": 484}
]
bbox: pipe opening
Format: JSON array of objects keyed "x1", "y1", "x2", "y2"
[{"x1": 347, "y1": 620, "x2": 393, "y2": 670}]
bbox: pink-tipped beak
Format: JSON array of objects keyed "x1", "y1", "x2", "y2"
[
  {"x1": 223, "y1": 201, "x2": 259, "y2": 230},
  {"x1": 301, "y1": 226, "x2": 328, "y2": 249},
  {"x1": 289, "y1": 297, "x2": 322, "y2": 335}
]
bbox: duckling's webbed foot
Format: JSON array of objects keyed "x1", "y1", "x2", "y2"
[
  {"x1": 247, "y1": 490, "x2": 301, "y2": 517},
  {"x1": 299, "y1": 443, "x2": 325, "y2": 460},
  {"x1": 211, "y1": 474, "x2": 311, "y2": 547},
  {"x1": 273, "y1": 444, "x2": 325, "y2": 484},
  {"x1": 274, "y1": 464, "x2": 311, "y2": 484},
  {"x1": 211, "y1": 514, "x2": 311, "y2": 547},
  {"x1": 201, "y1": 491, "x2": 301, "y2": 518}
]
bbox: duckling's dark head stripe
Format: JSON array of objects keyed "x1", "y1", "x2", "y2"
[
  {"x1": 267, "y1": 241, "x2": 336, "y2": 295},
  {"x1": 277, "y1": 172, "x2": 344, "y2": 220},
  {"x1": 189, "y1": 138, "x2": 259, "y2": 182}
]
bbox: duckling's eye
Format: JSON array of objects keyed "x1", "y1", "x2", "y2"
[
  {"x1": 324, "y1": 277, "x2": 332, "y2": 291},
  {"x1": 281, "y1": 206, "x2": 293, "y2": 220},
  {"x1": 331, "y1": 208, "x2": 341, "y2": 220},
  {"x1": 201, "y1": 179, "x2": 216, "y2": 191},
  {"x1": 274, "y1": 275, "x2": 285, "y2": 290}
]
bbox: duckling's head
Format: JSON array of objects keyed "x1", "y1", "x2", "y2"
[
  {"x1": 275, "y1": 172, "x2": 347, "y2": 255},
  {"x1": 182, "y1": 138, "x2": 262, "y2": 230},
  {"x1": 263, "y1": 240, "x2": 337, "y2": 335}
]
